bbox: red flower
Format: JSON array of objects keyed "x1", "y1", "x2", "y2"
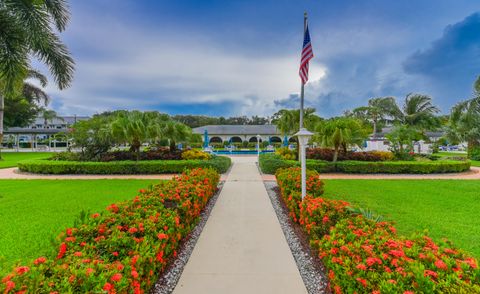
[
  {"x1": 424, "y1": 270, "x2": 438, "y2": 279},
  {"x1": 110, "y1": 273, "x2": 122, "y2": 282},
  {"x1": 389, "y1": 250, "x2": 405, "y2": 258},
  {"x1": 356, "y1": 278, "x2": 367, "y2": 287},
  {"x1": 86, "y1": 268, "x2": 94, "y2": 276},
  {"x1": 112, "y1": 251, "x2": 119, "y2": 256},
  {"x1": 434, "y1": 259, "x2": 448, "y2": 270},
  {"x1": 131, "y1": 270, "x2": 139, "y2": 279},
  {"x1": 322, "y1": 215, "x2": 329, "y2": 224},
  {"x1": 5, "y1": 280, "x2": 15, "y2": 292},
  {"x1": 157, "y1": 233, "x2": 168, "y2": 240},
  {"x1": 356, "y1": 263, "x2": 367, "y2": 270},
  {"x1": 15, "y1": 266, "x2": 30, "y2": 275},
  {"x1": 34, "y1": 257, "x2": 47, "y2": 265},
  {"x1": 92, "y1": 213, "x2": 100, "y2": 218},
  {"x1": 56, "y1": 243, "x2": 67, "y2": 259},
  {"x1": 404, "y1": 291, "x2": 414, "y2": 294},
  {"x1": 103, "y1": 282, "x2": 113, "y2": 291},
  {"x1": 129, "y1": 227, "x2": 138, "y2": 234},
  {"x1": 74, "y1": 251, "x2": 82, "y2": 257}
]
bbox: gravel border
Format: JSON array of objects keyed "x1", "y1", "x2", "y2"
[
  {"x1": 151, "y1": 180, "x2": 225, "y2": 294},
  {"x1": 264, "y1": 180, "x2": 329, "y2": 294}
]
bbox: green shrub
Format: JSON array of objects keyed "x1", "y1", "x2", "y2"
[
  {"x1": 259, "y1": 153, "x2": 470, "y2": 174},
  {"x1": 470, "y1": 147, "x2": 480, "y2": 161},
  {"x1": 18, "y1": 156, "x2": 231, "y2": 175},
  {"x1": 336, "y1": 160, "x2": 470, "y2": 174},
  {"x1": 275, "y1": 147, "x2": 297, "y2": 160},
  {"x1": 181, "y1": 149, "x2": 211, "y2": 160},
  {"x1": 259, "y1": 153, "x2": 295, "y2": 174}
]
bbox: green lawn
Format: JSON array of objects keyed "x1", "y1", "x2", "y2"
[
  {"x1": 323, "y1": 180, "x2": 480, "y2": 258},
  {"x1": 0, "y1": 152, "x2": 52, "y2": 168},
  {"x1": 0, "y1": 179, "x2": 157, "y2": 275}
]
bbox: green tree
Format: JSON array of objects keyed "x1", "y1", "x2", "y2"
[
  {"x1": 162, "y1": 120, "x2": 191, "y2": 151},
  {"x1": 40, "y1": 109, "x2": 62, "y2": 128},
  {"x1": 0, "y1": 0, "x2": 74, "y2": 157},
  {"x1": 386, "y1": 125, "x2": 421, "y2": 155},
  {"x1": 448, "y1": 93, "x2": 480, "y2": 159},
  {"x1": 351, "y1": 97, "x2": 397, "y2": 134},
  {"x1": 314, "y1": 117, "x2": 369, "y2": 162},
  {"x1": 272, "y1": 108, "x2": 321, "y2": 136},
  {"x1": 71, "y1": 115, "x2": 114, "y2": 160}
]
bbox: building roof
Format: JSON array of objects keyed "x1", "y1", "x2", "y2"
[
  {"x1": 193, "y1": 125, "x2": 281, "y2": 136},
  {"x1": 32, "y1": 116, "x2": 90, "y2": 125},
  {"x1": 374, "y1": 127, "x2": 444, "y2": 139}
]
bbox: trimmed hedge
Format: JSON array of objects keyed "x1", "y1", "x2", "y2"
[
  {"x1": 0, "y1": 168, "x2": 220, "y2": 293},
  {"x1": 18, "y1": 156, "x2": 231, "y2": 175},
  {"x1": 336, "y1": 160, "x2": 471, "y2": 174},
  {"x1": 259, "y1": 153, "x2": 470, "y2": 174},
  {"x1": 276, "y1": 167, "x2": 480, "y2": 293}
]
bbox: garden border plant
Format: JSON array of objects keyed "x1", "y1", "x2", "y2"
[
  {"x1": 275, "y1": 167, "x2": 480, "y2": 293},
  {"x1": 17, "y1": 156, "x2": 231, "y2": 175},
  {"x1": 259, "y1": 153, "x2": 471, "y2": 174},
  {"x1": 0, "y1": 168, "x2": 220, "y2": 293}
]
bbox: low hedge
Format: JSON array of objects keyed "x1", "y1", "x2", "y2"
[
  {"x1": 17, "y1": 156, "x2": 231, "y2": 175},
  {"x1": 259, "y1": 153, "x2": 470, "y2": 174},
  {"x1": 0, "y1": 168, "x2": 220, "y2": 293},
  {"x1": 276, "y1": 167, "x2": 480, "y2": 293},
  {"x1": 336, "y1": 160, "x2": 471, "y2": 174}
]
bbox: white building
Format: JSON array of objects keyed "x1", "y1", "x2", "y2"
[{"x1": 192, "y1": 125, "x2": 291, "y2": 145}]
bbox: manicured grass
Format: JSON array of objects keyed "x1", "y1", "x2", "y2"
[
  {"x1": 0, "y1": 152, "x2": 52, "y2": 168},
  {"x1": 0, "y1": 179, "x2": 157, "y2": 275},
  {"x1": 435, "y1": 152, "x2": 480, "y2": 167},
  {"x1": 323, "y1": 180, "x2": 480, "y2": 258}
]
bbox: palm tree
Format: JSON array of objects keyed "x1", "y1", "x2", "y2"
[
  {"x1": 397, "y1": 94, "x2": 440, "y2": 129},
  {"x1": 162, "y1": 121, "x2": 191, "y2": 151},
  {"x1": 448, "y1": 93, "x2": 480, "y2": 159},
  {"x1": 41, "y1": 109, "x2": 62, "y2": 128},
  {"x1": 315, "y1": 117, "x2": 369, "y2": 162},
  {"x1": 0, "y1": 0, "x2": 74, "y2": 157},
  {"x1": 111, "y1": 111, "x2": 151, "y2": 156}
]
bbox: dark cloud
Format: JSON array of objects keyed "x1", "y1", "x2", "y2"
[{"x1": 403, "y1": 12, "x2": 480, "y2": 81}]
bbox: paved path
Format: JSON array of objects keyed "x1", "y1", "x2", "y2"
[
  {"x1": 262, "y1": 166, "x2": 480, "y2": 181},
  {"x1": 173, "y1": 156, "x2": 306, "y2": 294}
]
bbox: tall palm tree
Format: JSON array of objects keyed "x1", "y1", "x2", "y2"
[
  {"x1": 111, "y1": 111, "x2": 151, "y2": 155},
  {"x1": 397, "y1": 94, "x2": 440, "y2": 129},
  {"x1": 0, "y1": 0, "x2": 74, "y2": 157}
]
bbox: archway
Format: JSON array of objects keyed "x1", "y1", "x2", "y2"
[
  {"x1": 270, "y1": 136, "x2": 282, "y2": 143},
  {"x1": 209, "y1": 137, "x2": 223, "y2": 143},
  {"x1": 248, "y1": 137, "x2": 262, "y2": 143},
  {"x1": 230, "y1": 136, "x2": 242, "y2": 143},
  {"x1": 288, "y1": 137, "x2": 297, "y2": 143}
]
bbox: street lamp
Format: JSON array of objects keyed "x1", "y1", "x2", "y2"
[
  {"x1": 294, "y1": 128, "x2": 313, "y2": 199},
  {"x1": 256, "y1": 134, "x2": 261, "y2": 156}
]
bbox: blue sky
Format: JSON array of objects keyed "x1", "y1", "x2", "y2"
[{"x1": 39, "y1": 0, "x2": 480, "y2": 118}]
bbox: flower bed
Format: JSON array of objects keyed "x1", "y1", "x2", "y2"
[
  {"x1": 259, "y1": 153, "x2": 471, "y2": 174},
  {"x1": 17, "y1": 156, "x2": 231, "y2": 174},
  {"x1": 0, "y1": 168, "x2": 220, "y2": 293},
  {"x1": 276, "y1": 167, "x2": 480, "y2": 293}
]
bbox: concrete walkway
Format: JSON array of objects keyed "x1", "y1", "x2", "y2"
[{"x1": 174, "y1": 156, "x2": 306, "y2": 294}]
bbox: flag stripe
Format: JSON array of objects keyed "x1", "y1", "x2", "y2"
[{"x1": 299, "y1": 23, "x2": 314, "y2": 84}]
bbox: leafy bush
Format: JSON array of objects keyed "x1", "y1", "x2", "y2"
[
  {"x1": 276, "y1": 167, "x2": 324, "y2": 222},
  {"x1": 470, "y1": 147, "x2": 480, "y2": 161},
  {"x1": 181, "y1": 149, "x2": 211, "y2": 160},
  {"x1": 275, "y1": 147, "x2": 297, "y2": 160},
  {"x1": 18, "y1": 156, "x2": 231, "y2": 174},
  {"x1": 259, "y1": 153, "x2": 295, "y2": 174},
  {"x1": 50, "y1": 152, "x2": 81, "y2": 161},
  {"x1": 0, "y1": 168, "x2": 219, "y2": 293},
  {"x1": 336, "y1": 160, "x2": 470, "y2": 174},
  {"x1": 275, "y1": 167, "x2": 480, "y2": 293},
  {"x1": 100, "y1": 149, "x2": 183, "y2": 161},
  {"x1": 306, "y1": 148, "x2": 394, "y2": 162}
]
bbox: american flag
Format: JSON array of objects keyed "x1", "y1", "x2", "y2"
[{"x1": 299, "y1": 23, "x2": 314, "y2": 84}]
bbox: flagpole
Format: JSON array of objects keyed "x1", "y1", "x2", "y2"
[{"x1": 299, "y1": 12, "x2": 307, "y2": 129}]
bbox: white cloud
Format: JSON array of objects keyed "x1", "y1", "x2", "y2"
[{"x1": 40, "y1": 16, "x2": 328, "y2": 116}]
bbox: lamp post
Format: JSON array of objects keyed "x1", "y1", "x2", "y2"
[
  {"x1": 256, "y1": 134, "x2": 261, "y2": 156},
  {"x1": 294, "y1": 128, "x2": 313, "y2": 199}
]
